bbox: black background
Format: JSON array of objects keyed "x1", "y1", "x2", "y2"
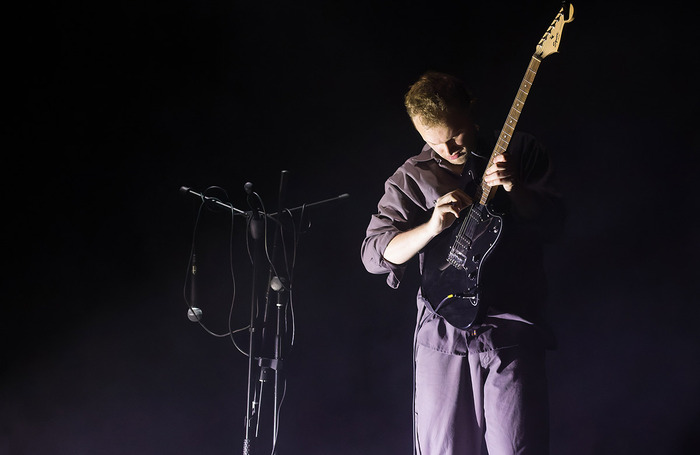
[{"x1": 3, "y1": 1, "x2": 699, "y2": 454}]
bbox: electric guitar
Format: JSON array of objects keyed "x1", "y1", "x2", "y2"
[{"x1": 420, "y1": 4, "x2": 574, "y2": 330}]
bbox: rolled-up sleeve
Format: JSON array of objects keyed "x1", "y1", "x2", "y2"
[{"x1": 361, "y1": 171, "x2": 426, "y2": 289}]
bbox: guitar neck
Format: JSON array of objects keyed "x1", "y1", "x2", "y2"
[{"x1": 478, "y1": 54, "x2": 542, "y2": 205}]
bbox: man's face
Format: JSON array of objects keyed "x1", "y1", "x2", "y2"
[{"x1": 411, "y1": 114, "x2": 476, "y2": 166}]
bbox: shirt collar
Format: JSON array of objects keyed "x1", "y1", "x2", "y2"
[
  {"x1": 414, "y1": 143, "x2": 435, "y2": 163},
  {"x1": 414, "y1": 142, "x2": 482, "y2": 166}
]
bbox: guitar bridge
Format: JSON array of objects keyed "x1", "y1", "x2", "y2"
[
  {"x1": 447, "y1": 249, "x2": 468, "y2": 270},
  {"x1": 447, "y1": 236, "x2": 471, "y2": 270}
]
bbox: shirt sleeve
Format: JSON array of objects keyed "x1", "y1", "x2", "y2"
[{"x1": 360, "y1": 169, "x2": 427, "y2": 289}]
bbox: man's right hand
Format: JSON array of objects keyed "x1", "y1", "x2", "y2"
[
  {"x1": 427, "y1": 189, "x2": 473, "y2": 236},
  {"x1": 383, "y1": 189, "x2": 472, "y2": 265}
]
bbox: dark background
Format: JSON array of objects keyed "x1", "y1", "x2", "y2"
[{"x1": 3, "y1": 1, "x2": 699, "y2": 454}]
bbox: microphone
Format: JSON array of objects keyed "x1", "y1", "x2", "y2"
[
  {"x1": 245, "y1": 182, "x2": 258, "y2": 218},
  {"x1": 245, "y1": 182, "x2": 264, "y2": 239},
  {"x1": 187, "y1": 307, "x2": 202, "y2": 322},
  {"x1": 270, "y1": 276, "x2": 287, "y2": 292},
  {"x1": 187, "y1": 253, "x2": 202, "y2": 322}
]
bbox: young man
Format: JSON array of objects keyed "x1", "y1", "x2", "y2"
[{"x1": 361, "y1": 71, "x2": 565, "y2": 454}]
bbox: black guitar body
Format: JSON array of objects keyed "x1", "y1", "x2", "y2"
[{"x1": 420, "y1": 203, "x2": 503, "y2": 330}]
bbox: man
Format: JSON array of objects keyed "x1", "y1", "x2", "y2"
[{"x1": 361, "y1": 71, "x2": 565, "y2": 454}]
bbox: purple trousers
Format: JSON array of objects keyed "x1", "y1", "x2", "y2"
[{"x1": 414, "y1": 341, "x2": 549, "y2": 455}]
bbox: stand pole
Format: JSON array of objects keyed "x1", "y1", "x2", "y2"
[
  {"x1": 269, "y1": 171, "x2": 289, "y2": 451},
  {"x1": 273, "y1": 289, "x2": 286, "y2": 446},
  {"x1": 243, "y1": 207, "x2": 261, "y2": 455}
]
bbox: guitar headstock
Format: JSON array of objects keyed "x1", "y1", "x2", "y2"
[{"x1": 535, "y1": 3, "x2": 575, "y2": 59}]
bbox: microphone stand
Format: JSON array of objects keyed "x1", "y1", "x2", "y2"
[
  {"x1": 248, "y1": 181, "x2": 348, "y2": 455},
  {"x1": 180, "y1": 180, "x2": 349, "y2": 455},
  {"x1": 244, "y1": 205, "x2": 260, "y2": 455},
  {"x1": 179, "y1": 186, "x2": 249, "y2": 217},
  {"x1": 258, "y1": 170, "x2": 289, "y2": 451},
  {"x1": 180, "y1": 184, "x2": 261, "y2": 454}
]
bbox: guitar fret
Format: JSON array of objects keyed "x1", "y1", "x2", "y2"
[{"x1": 475, "y1": 54, "x2": 541, "y2": 205}]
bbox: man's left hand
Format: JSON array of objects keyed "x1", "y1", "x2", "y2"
[{"x1": 484, "y1": 153, "x2": 518, "y2": 192}]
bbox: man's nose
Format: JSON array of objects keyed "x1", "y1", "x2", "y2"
[{"x1": 446, "y1": 139, "x2": 460, "y2": 153}]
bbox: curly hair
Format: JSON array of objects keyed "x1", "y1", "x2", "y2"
[{"x1": 404, "y1": 71, "x2": 474, "y2": 127}]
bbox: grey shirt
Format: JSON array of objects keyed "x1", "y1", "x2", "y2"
[{"x1": 361, "y1": 129, "x2": 564, "y2": 353}]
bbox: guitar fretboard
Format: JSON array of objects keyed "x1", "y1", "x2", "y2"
[{"x1": 478, "y1": 55, "x2": 542, "y2": 205}]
